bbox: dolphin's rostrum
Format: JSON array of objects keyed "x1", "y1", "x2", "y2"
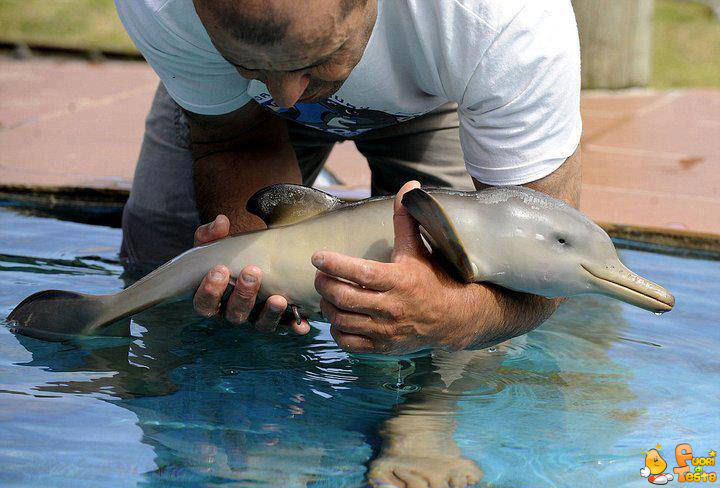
[{"x1": 8, "y1": 184, "x2": 675, "y2": 341}]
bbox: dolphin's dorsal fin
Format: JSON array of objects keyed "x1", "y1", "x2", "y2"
[
  {"x1": 246, "y1": 184, "x2": 343, "y2": 227},
  {"x1": 401, "y1": 188, "x2": 478, "y2": 283}
]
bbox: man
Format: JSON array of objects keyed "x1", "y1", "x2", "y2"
[
  {"x1": 116, "y1": 0, "x2": 581, "y2": 350},
  {"x1": 116, "y1": 0, "x2": 581, "y2": 484}
]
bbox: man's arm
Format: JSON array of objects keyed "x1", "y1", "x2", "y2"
[
  {"x1": 187, "y1": 103, "x2": 300, "y2": 231},
  {"x1": 186, "y1": 103, "x2": 311, "y2": 334},
  {"x1": 312, "y1": 148, "x2": 581, "y2": 353},
  {"x1": 473, "y1": 147, "x2": 581, "y2": 209}
]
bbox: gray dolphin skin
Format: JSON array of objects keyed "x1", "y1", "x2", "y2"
[{"x1": 8, "y1": 184, "x2": 675, "y2": 341}]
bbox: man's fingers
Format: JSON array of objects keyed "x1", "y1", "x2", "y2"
[
  {"x1": 330, "y1": 325, "x2": 376, "y2": 353},
  {"x1": 315, "y1": 271, "x2": 394, "y2": 317},
  {"x1": 194, "y1": 214, "x2": 230, "y2": 246},
  {"x1": 194, "y1": 261, "x2": 308, "y2": 335},
  {"x1": 225, "y1": 269, "x2": 311, "y2": 334},
  {"x1": 193, "y1": 265, "x2": 229, "y2": 317},
  {"x1": 323, "y1": 300, "x2": 394, "y2": 354},
  {"x1": 320, "y1": 299, "x2": 380, "y2": 338},
  {"x1": 392, "y1": 180, "x2": 426, "y2": 260},
  {"x1": 254, "y1": 295, "x2": 288, "y2": 333},
  {"x1": 312, "y1": 252, "x2": 395, "y2": 291},
  {"x1": 224, "y1": 266, "x2": 262, "y2": 324}
]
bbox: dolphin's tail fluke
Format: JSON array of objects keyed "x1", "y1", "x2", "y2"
[
  {"x1": 7, "y1": 237, "x2": 236, "y2": 341},
  {"x1": 7, "y1": 290, "x2": 129, "y2": 341}
]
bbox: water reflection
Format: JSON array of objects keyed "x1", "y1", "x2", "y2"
[
  {"x1": 4, "y1": 291, "x2": 644, "y2": 487},
  {"x1": 4, "y1": 208, "x2": 712, "y2": 487}
]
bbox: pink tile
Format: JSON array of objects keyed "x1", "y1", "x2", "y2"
[
  {"x1": 324, "y1": 141, "x2": 369, "y2": 187},
  {"x1": 581, "y1": 147, "x2": 720, "y2": 199},
  {"x1": 580, "y1": 91, "x2": 663, "y2": 117},
  {"x1": 581, "y1": 113, "x2": 628, "y2": 145},
  {"x1": 580, "y1": 184, "x2": 720, "y2": 234},
  {"x1": 0, "y1": 58, "x2": 156, "y2": 129},
  {"x1": 587, "y1": 91, "x2": 720, "y2": 158},
  {"x1": 0, "y1": 59, "x2": 156, "y2": 190},
  {"x1": 1, "y1": 56, "x2": 719, "y2": 237}
]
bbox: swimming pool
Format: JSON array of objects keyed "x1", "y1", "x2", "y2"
[{"x1": 1, "y1": 206, "x2": 718, "y2": 487}]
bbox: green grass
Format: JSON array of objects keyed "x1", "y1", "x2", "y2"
[
  {"x1": 0, "y1": 0, "x2": 135, "y2": 52},
  {"x1": 0, "y1": 0, "x2": 718, "y2": 87},
  {"x1": 652, "y1": 0, "x2": 720, "y2": 87}
]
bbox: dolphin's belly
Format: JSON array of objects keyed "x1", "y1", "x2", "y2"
[{"x1": 242, "y1": 198, "x2": 396, "y2": 313}]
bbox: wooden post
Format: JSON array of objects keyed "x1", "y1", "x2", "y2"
[{"x1": 572, "y1": 0, "x2": 654, "y2": 89}]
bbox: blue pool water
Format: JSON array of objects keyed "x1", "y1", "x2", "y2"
[{"x1": 0, "y1": 207, "x2": 718, "y2": 487}]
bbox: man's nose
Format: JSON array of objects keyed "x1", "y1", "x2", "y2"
[{"x1": 265, "y1": 73, "x2": 310, "y2": 108}]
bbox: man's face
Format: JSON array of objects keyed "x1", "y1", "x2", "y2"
[{"x1": 196, "y1": 0, "x2": 378, "y2": 108}]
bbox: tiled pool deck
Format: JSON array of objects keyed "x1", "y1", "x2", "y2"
[{"x1": 1, "y1": 56, "x2": 719, "y2": 239}]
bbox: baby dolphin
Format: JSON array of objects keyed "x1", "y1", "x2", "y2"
[{"x1": 8, "y1": 184, "x2": 674, "y2": 341}]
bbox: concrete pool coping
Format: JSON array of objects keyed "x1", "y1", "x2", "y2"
[
  {"x1": 3, "y1": 186, "x2": 719, "y2": 259},
  {"x1": 1, "y1": 55, "x2": 719, "y2": 249},
  {"x1": 598, "y1": 223, "x2": 720, "y2": 256}
]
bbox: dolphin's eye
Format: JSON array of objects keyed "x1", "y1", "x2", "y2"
[{"x1": 553, "y1": 234, "x2": 570, "y2": 248}]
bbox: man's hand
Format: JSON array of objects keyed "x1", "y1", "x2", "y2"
[
  {"x1": 191, "y1": 214, "x2": 311, "y2": 335},
  {"x1": 313, "y1": 181, "x2": 488, "y2": 354},
  {"x1": 314, "y1": 147, "x2": 581, "y2": 355}
]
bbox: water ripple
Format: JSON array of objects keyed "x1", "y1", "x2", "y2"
[{"x1": 2, "y1": 208, "x2": 720, "y2": 487}]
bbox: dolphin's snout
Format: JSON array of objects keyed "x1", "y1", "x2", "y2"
[{"x1": 581, "y1": 262, "x2": 675, "y2": 313}]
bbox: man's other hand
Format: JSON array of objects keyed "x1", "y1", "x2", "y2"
[{"x1": 192, "y1": 215, "x2": 311, "y2": 335}]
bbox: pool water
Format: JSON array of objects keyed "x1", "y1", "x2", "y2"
[{"x1": 1, "y1": 207, "x2": 718, "y2": 487}]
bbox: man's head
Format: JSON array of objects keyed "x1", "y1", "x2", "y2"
[{"x1": 193, "y1": 0, "x2": 377, "y2": 108}]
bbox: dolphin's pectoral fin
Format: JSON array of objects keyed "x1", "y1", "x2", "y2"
[
  {"x1": 402, "y1": 189, "x2": 478, "y2": 283},
  {"x1": 246, "y1": 184, "x2": 343, "y2": 227}
]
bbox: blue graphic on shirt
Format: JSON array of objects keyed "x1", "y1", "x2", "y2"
[{"x1": 252, "y1": 93, "x2": 420, "y2": 137}]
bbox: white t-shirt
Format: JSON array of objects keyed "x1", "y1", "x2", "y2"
[{"x1": 116, "y1": 0, "x2": 581, "y2": 185}]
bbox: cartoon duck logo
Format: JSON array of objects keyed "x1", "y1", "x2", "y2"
[{"x1": 641, "y1": 445, "x2": 674, "y2": 484}]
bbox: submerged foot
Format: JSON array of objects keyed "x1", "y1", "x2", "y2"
[
  {"x1": 367, "y1": 425, "x2": 482, "y2": 488},
  {"x1": 368, "y1": 454, "x2": 482, "y2": 488}
]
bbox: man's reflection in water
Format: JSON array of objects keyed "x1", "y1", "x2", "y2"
[{"x1": 13, "y1": 294, "x2": 637, "y2": 486}]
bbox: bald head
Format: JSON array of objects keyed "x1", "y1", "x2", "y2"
[
  {"x1": 193, "y1": 0, "x2": 377, "y2": 108},
  {"x1": 194, "y1": 0, "x2": 367, "y2": 46}
]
